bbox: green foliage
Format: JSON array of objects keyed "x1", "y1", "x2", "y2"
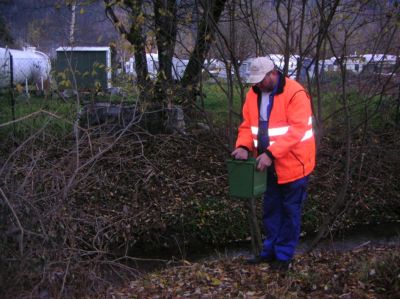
[
  {"x1": 56, "y1": 70, "x2": 73, "y2": 88},
  {"x1": 179, "y1": 197, "x2": 248, "y2": 245}
]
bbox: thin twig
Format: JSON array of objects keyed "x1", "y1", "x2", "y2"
[
  {"x1": 59, "y1": 257, "x2": 71, "y2": 298},
  {"x1": 0, "y1": 187, "x2": 24, "y2": 255}
]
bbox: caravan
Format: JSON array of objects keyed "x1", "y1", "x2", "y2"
[
  {"x1": 239, "y1": 55, "x2": 314, "y2": 81},
  {"x1": 125, "y1": 53, "x2": 189, "y2": 81}
]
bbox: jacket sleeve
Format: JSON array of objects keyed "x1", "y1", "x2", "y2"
[
  {"x1": 235, "y1": 96, "x2": 255, "y2": 151},
  {"x1": 268, "y1": 90, "x2": 312, "y2": 159}
]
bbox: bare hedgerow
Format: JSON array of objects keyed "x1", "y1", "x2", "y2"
[{"x1": 0, "y1": 107, "x2": 248, "y2": 298}]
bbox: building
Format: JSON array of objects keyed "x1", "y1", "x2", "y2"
[{"x1": 55, "y1": 46, "x2": 112, "y2": 90}]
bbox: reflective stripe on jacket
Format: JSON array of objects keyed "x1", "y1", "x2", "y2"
[{"x1": 236, "y1": 74, "x2": 316, "y2": 184}]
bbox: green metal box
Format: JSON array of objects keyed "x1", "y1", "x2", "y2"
[{"x1": 226, "y1": 158, "x2": 267, "y2": 198}]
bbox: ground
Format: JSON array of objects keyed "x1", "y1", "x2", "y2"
[{"x1": 107, "y1": 245, "x2": 400, "y2": 298}]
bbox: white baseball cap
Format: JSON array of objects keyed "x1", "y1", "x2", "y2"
[{"x1": 247, "y1": 57, "x2": 275, "y2": 84}]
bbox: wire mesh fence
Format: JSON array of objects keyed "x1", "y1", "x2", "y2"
[{"x1": 0, "y1": 49, "x2": 12, "y2": 89}]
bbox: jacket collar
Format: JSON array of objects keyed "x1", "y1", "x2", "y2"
[{"x1": 251, "y1": 71, "x2": 286, "y2": 95}]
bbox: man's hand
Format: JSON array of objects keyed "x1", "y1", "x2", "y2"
[
  {"x1": 256, "y1": 152, "x2": 272, "y2": 172},
  {"x1": 231, "y1": 147, "x2": 248, "y2": 160}
]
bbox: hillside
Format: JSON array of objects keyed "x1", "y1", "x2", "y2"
[{"x1": 0, "y1": 0, "x2": 118, "y2": 56}]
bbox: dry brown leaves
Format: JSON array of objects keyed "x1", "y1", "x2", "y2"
[{"x1": 108, "y1": 245, "x2": 400, "y2": 299}]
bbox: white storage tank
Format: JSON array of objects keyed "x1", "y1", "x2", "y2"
[{"x1": 0, "y1": 46, "x2": 51, "y2": 89}]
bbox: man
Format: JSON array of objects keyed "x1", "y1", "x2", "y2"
[{"x1": 231, "y1": 56, "x2": 315, "y2": 271}]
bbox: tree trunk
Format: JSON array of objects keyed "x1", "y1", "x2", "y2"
[
  {"x1": 295, "y1": 0, "x2": 307, "y2": 80},
  {"x1": 125, "y1": 0, "x2": 152, "y2": 102},
  {"x1": 276, "y1": 0, "x2": 292, "y2": 77},
  {"x1": 69, "y1": 1, "x2": 76, "y2": 45},
  {"x1": 227, "y1": 0, "x2": 235, "y2": 150},
  {"x1": 308, "y1": 28, "x2": 352, "y2": 251},
  {"x1": 154, "y1": 0, "x2": 177, "y2": 104},
  {"x1": 181, "y1": 0, "x2": 227, "y2": 106}
]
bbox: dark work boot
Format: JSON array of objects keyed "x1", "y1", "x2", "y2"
[{"x1": 245, "y1": 255, "x2": 274, "y2": 265}]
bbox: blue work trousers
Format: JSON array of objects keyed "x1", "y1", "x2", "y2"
[{"x1": 260, "y1": 171, "x2": 308, "y2": 261}]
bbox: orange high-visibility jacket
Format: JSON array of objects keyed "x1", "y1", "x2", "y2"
[{"x1": 236, "y1": 74, "x2": 316, "y2": 184}]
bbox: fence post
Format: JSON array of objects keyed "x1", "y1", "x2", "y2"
[{"x1": 9, "y1": 52, "x2": 16, "y2": 140}]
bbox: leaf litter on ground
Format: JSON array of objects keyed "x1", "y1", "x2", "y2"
[{"x1": 107, "y1": 245, "x2": 400, "y2": 298}]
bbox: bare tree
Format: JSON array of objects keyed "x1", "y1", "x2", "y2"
[
  {"x1": 68, "y1": 0, "x2": 77, "y2": 45},
  {"x1": 308, "y1": 0, "x2": 400, "y2": 249},
  {"x1": 105, "y1": 0, "x2": 227, "y2": 108}
]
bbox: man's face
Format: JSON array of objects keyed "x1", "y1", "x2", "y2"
[{"x1": 256, "y1": 71, "x2": 276, "y2": 92}]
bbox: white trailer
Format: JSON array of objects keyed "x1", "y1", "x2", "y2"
[
  {"x1": 239, "y1": 55, "x2": 312, "y2": 81},
  {"x1": 125, "y1": 53, "x2": 188, "y2": 81}
]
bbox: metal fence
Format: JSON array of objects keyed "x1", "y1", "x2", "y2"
[
  {"x1": 0, "y1": 51, "x2": 16, "y2": 139},
  {"x1": 0, "y1": 50, "x2": 13, "y2": 89}
]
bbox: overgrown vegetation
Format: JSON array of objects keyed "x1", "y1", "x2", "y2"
[
  {"x1": 1, "y1": 81, "x2": 399, "y2": 297},
  {"x1": 1, "y1": 0, "x2": 400, "y2": 297}
]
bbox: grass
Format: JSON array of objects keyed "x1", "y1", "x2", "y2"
[
  {"x1": 202, "y1": 79, "x2": 398, "y2": 130},
  {"x1": 312, "y1": 86, "x2": 398, "y2": 134},
  {"x1": 0, "y1": 80, "x2": 397, "y2": 145},
  {"x1": 0, "y1": 82, "x2": 243, "y2": 140},
  {"x1": 200, "y1": 82, "x2": 243, "y2": 126},
  {"x1": 0, "y1": 92, "x2": 76, "y2": 142}
]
